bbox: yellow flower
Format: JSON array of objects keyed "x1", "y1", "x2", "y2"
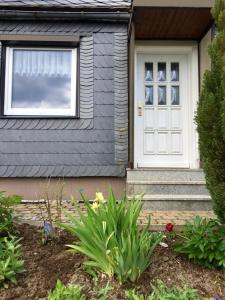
[
  {"x1": 91, "y1": 202, "x2": 100, "y2": 211},
  {"x1": 95, "y1": 192, "x2": 105, "y2": 203}
]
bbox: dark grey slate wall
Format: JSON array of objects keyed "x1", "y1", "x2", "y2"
[{"x1": 0, "y1": 21, "x2": 128, "y2": 177}]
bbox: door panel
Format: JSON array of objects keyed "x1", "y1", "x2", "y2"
[{"x1": 135, "y1": 54, "x2": 189, "y2": 168}]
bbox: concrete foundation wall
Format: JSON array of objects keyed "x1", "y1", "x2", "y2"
[{"x1": 0, "y1": 177, "x2": 126, "y2": 200}]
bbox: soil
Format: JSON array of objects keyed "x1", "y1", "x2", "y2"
[{"x1": 0, "y1": 224, "x2": 224, "y2": 300}]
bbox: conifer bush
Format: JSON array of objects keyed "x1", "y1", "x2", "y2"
[{"x1": 196, "y1": 0, "x2": 225, "y2": 223}]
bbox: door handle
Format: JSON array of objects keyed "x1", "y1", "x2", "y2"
[{"x1": 138, "y1": 103, "x2": 143, "y2": 116}]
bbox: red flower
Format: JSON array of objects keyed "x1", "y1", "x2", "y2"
[{"x1": 166, "y1": 223, "x2": 174, "y2": 232}]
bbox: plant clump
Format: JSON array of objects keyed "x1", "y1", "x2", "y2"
[
  {"x1": 48, "y1": 279, "x2": 85, "y2": 300},
  {"x1": 125, "y1": 280, "x2": 199, "y2": 300},
  {"x1": 0, "y1": 191, "x2": 22, "y2": 237},
  {"x1": 0, "y1": 192, "x2": 24, "y2": 289},
  {"x1": 0, "y1": 236, "x2": 25, "y2": 289},
  {"x1": 174, "y1": 216, "x2": 225, "y2": 270},
  {"x1": 62, "y1": 189, "x2": 163, "y2": 283}
]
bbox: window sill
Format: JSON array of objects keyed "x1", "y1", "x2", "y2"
[{"x1": 0, "y1": 115, "x2": 80, "y2": 119}]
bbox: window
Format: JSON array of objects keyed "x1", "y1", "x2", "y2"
[{"x1": 4, "y1": 47, "x2": 77, "y2": 117}]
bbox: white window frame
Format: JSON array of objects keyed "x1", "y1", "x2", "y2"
[{"x1": 4, "y1": 46, "x2": 77, "y2": 117}]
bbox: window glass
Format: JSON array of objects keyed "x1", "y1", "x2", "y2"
[
  {"x1": 171, "y1": 86, "x2": 180, "y2": 105},
  {"x1": 158, "y1": 62, "x2": 166, "y2": 81},
  {"x1": 5, "y1": 48, "x2": 76, "y2": 116},
  {"x1": 158, "y1": 86, "x2": 166, "y2": 105},
  {"x1": 145, "y1": 86, "x2": 153, "y2": 105},
  {"x1": 171, "y1": 63, "x2": 179, "y2": 81},
  {"x1": 145, "y1": 63, "x2": 153, "y2": 81}
]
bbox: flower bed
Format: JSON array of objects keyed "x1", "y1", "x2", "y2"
[{"x1": 0, "y1": 223, "x2": 224, "y2": 300}]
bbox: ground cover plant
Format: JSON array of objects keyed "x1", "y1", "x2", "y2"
[
  {"x1": 0, "y1": 191, "x2": 22, "y2": 237},
  {"x1": 0, "y1": 236, "x2": 25, "y2": 289},
  {"x1": 195, "y1": 0, "x2": 225, "y2": 223},
  {"x1": 175, "y1": 216, "x2": 225, "y2": 270},
  {"x1": 125, "y1": 281, "x2": 199, "y2": 300},
  {"x1": 0, "y1": 192, "x2": 24, "y2": 290},
  {"x1": 62, "y1": 190, "x2": 163, "y2": 283},
  {"x1": 47, "y1": 279, "x2": 85, "y2": 300}
]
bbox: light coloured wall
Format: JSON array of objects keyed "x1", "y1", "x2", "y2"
[
  {"x1": 0, "y1": 177, "x2": 126, "y2": 200},
  {"x1": 200, "y1": 28, "x2": 212, "y2": 85}
]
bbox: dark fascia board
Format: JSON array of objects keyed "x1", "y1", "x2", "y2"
[{"x1": 0, "y1": 9, "x2": 131, "y2": 22}]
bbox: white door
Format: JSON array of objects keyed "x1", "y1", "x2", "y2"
[{"x1": 135, "y1": 53, "x2": 190, "y2": 168}]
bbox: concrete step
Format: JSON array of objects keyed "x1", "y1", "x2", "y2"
[
  {"x1": 128, "y1": 194, "x2": 212, "y2": 211},
  {"x1": 126, "y1": 169, "x2": 211, "y2": 211},
  {"x1": 127, "y1": 169, "x2": 206, "y2": 182},
  {"x1": 127, "y1": 181, "x2": 209, "y2": 196}
]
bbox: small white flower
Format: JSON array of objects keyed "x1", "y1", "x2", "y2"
[{"x1": 159, "y1": 242, "x2": 168, "y2": 248}]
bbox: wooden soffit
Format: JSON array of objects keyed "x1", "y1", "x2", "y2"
[
  {"x1": 134, "y1": 7, "x2": 213, "y2": 40},
  {"x1": 134, "y1": 0, "x2": 214, "y2": 8}
]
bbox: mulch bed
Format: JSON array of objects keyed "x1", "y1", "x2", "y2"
[{"x1": 0, "y1": 224, "x2": 224, "y2": 300}]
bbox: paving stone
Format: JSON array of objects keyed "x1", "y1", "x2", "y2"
[{"x1": 13, "y1": 201, "x2": 216, "y2": 230}]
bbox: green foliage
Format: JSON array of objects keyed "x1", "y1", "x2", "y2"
[
  {"x1": 195, "y1": 0, "x2": 225, "y2": 223},
  {"x1": 82, "y1": 265, "x2": 98, "y2": 285},
  {"x1": 175, "y1": 217, "x2": 225, "y2": 270},
  {"x1": 62, "y1": 189, "x2": 163, "y2": 283},
  {"x1": 92, "y1": 281, "x2": 113, "y2": 300},
  {"x1": 0, "y1": 192, "x2": 22, "y2": 236},
  {"x1": 48, "y1": 280, "x2": 85, "y2": 300},
  {"x1": 0, "y1": 236, "x2": 25, "y2": 288},
  {"x1": 126, "y1": 290, "x2": 145, "y2": 300},
  {"x1": 125, "y1": 281, "x2": 199, "y2": 300}
]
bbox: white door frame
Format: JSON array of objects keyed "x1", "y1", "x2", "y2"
[{"x1": 134, "y1": 42, "x2": 199, "y2": 169}]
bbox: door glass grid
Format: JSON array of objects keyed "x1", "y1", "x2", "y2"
[
  {"x1": 144, "y1": 61, "x2": 180, "y2": 106},
  {"x1": 143, "y1": 59, "x2": 182, "y2": 156}
]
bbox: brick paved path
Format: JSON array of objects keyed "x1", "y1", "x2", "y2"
[{"x1": 14, "y1": 200, "x2": 216, "y2": 230}]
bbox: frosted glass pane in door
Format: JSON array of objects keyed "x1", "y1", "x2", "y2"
[
  {"x1": 171, "y1": 63, "x2": 179, "y2": 81},
  {"x1": 145, "y1": 63, "x2": 153, "y2": 81},
  {"x1": 158, "y1": 62, "x2": 166, "y2": 81},
  {"x1": 158, "y1": 86, "x2": 166, "y2": 105},
  {"x1": 145, "y1": 86, "x2": 153, "y2": 105},
  {"x1": 171, "y1": 86, "x2": 180, "y2": 105}
]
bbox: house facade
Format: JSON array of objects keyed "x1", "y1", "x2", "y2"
[{"x1": 0, "y1": 0, "x2": 214, "y2": 209}]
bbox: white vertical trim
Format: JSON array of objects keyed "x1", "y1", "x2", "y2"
[
  {"x1": 189, "y1": 45, "x2": 199, "y2": 168},
  {"x1": 134, "y1": 43, "x2": 200, "y2": 169}
]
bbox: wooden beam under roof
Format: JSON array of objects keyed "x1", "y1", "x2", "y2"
[{"x1": 134, "y1": 0, "x2": 214, "y2": 8}]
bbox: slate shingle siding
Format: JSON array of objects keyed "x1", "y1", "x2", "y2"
[{"x1": 0, "y1": 21, "x2": 128, "y2": 177}]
